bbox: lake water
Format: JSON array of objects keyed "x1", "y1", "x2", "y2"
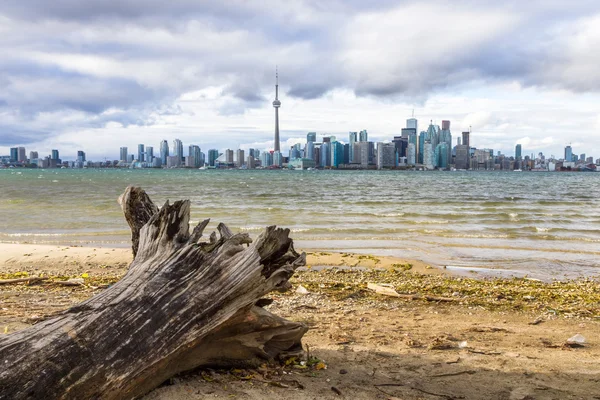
[{"x1": 1, "y1": 168, "x2": 599, "y2": 280}]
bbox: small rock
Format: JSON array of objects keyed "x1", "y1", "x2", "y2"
[
  {"x1": 339, "y1": 369, "x2": 348, "y2": 374},
  {"x1": 331, "y1": 387, "x2": 342, "y2": 396},
  {"x1": 458, "y1": 341, "x2": 468, "y2": 349},
  {"x1": 295, "y1": 285, "x2": 309, "y2": 295},
  {"x1": 566, "y1": 334, "x2": 585, "y2": 347},
  {"x1": 505, "y1": 352, "x2": 520, "y2": 358}
]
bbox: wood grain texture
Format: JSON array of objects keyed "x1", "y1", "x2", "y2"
[{"x1": 0, "y1": 186, "x2": 307, "y2": 400}]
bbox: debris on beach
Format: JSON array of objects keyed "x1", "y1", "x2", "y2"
[
  {"x1": 295, "y1": 285, "x2": 309, "y2": 295},
  {"x1": 565, "y1": 334, "x2": 586, "y2": 348}
]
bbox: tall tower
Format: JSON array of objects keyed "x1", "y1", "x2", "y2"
[{"x1": 273, "y1": 67, "x2": 281, "y2": 152}]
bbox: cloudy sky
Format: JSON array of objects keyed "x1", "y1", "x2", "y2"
[{"x1": 1, "y1": 0, "x2": 600, "y2": 160}]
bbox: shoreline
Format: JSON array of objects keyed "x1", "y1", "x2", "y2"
[{"x1": 1, "y1": 243, "x2": 599, "y2": 399}]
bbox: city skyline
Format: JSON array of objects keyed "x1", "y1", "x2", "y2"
[{"x1": 1, "y1": 2, "x2": 600, "y2": 159}]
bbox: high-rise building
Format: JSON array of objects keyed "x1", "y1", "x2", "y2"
[
  {"x1": 51, "y1": 149, "x2": 59, "y2": 160},
  {"x1": 146, "y1": 146, "x2": 153, "y2": 163},
  {"x1": 441, "y1": 120, "x2": 451, "y2": 130},
  {"x1": 407, "y1": 143, "x2": 416, "y2": 165},
  {"x1": 29, "y1": 151, "x2": 38, "y2": 161},
  {"x1": 305, "y1": 141, "x2": 315, "y2": 160},
  {"x1": 320, "y1": 142, "x2": 331, "y2": 167},
  {"x1": 17, "y1": 147, "x2": 26, "y2": 163},
  {"x1": 376, "y1": 142, "x2": 396, "y2": 169},
  {"x1": 359, "y1": 130, "x2": 368, "y2": 142},
  {"x1": 120, "y1": 147, "x2": 128, "y2": 162},
  {"x1": 273, "y1": 151, "x2": 282, "y2": 167},
  {"x1": 273, "y1": 68, "x2": 281, "y2": 152},
  {"x1": 173, "y1": 139, "x2": 183, "y2": 163},
  {"x1": 353, "y1": 142, "x2": 370, "y2": 167},
  {"x1": 435, "y1": 142, "x2": 449, "y2": 169},
  {"x1": 461, "y1": 132, "x2": 470, "y2": 148},
  {"x1": 189, "y1": 145, "x2": 201, "y2": 167},
  {"x1": 392, "y1": 136, "x2": 408, "y2": 158},
  {"x1": 160, "y1": 140, "x2": 169, "y2": 165},
  {"x1": 208, "y1": 149, "x2": 219, "y2": 167},
  {"x1": 307, "y1": 132, "x2": 316, "y2": 143},
  {"x1": 77, "y1": 151, "x2": 86, "y2": 162},
  {"x1": 580, "y1": 153, "x2": 586, "y2": 162},
  {"x1": 515, "y1": 144, "x2": 522, "y2": 160},
  {"x1": 260, "y1": 151, "x2": 272, "y2": 167},
  {"x1": 564, "y1": 145, "x2": 572, "y2": 162},
  {"x1": 246, "y1": 155, "x2": 256, "y2": 169},
  {"x1": 348, "y1": 132, "x2": 357, "y2": 162},
  {"x1": 331, "y1": 141, "x2": 344, "y2": 168},
  {"x1": 236, "y1": 149, "x2": 245, "y2": 167},
  {"x1": 137, "y1": 144, "x2": 145, "y2": 162},
  {"x1": 423, "y1": 141, "x2": 435, "y2": 169},
  {"x1": 455, "y1": 145, "x2": 469, "y2": 169},
  {"x1": 224, "y1": 149, "x2": 234, "y2": 164},
  {"x1": 407, "y1": 117, "x2": 418, "y2": 133},
  {"x1": 9, "y1": 147, "x2": 18, "y2": 163}
]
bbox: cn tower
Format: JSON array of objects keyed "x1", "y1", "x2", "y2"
[{"x1": 272, "y1": 67, "x2": 281, "y2": 152}]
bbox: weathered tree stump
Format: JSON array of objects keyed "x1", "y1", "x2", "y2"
[{"x1": 0, "y1": 187, "x2": 307, "y2": 400}]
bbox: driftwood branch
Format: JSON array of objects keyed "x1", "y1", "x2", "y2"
[{"x1": 0, "y1": 186, "x2": 307, "y2": 400}]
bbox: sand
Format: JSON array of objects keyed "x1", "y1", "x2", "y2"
[{"x1": 1, "y1": 243, "x2": 599, "y2": 399}]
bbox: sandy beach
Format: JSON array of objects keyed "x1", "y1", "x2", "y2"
[{"x1": 1, "y1": 243, "x2": 599, "y2": 399}]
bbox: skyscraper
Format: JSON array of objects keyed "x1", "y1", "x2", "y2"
[
  {"x1": 173, "y1": 139, "x2": 183, "y2": 163},
  {"x1": 407, "y1": 117, "x2": 418, "y2": 133},
  {"x1": 208, "y1": 149, "x2": 219, "y2": 167},
  {"x1": 564, "y1": 145, "x2": 572, "y2": 162},
  {"x1": 146, "y1": 146, "x2": 153, "y2": 162},
  {"x1": 9, "y1": 148, "x2": 18, "y2": 163},
  {"x1": 273, "y1": 68, "x2": 281, "y2": 152},
  {"x1": 359, "y1": 130, "x2": 368, "y2": 142},
  {"x1": 348, "y1": 132, "x2": 357, "y2": 162},
  {"x1": 515, "y1": 144, "x2": 522, "y2": 160},
  {"x1": 236, "y1": 149, "x2": 245, "y2": 167},
  {"x1": 307, "y1": 132, "x2": 316, "y2": 143},
  {"x1": 77, "y1": 150, "x2": 86, "y2": 162},
  {"x1": 17, "y1": 147, "x2": 26, "y2": 163},
  {"x1": 137, "y1": 144, "x2": 145, "y2": 162},
  {"x1": 160, "y1": 140, "x2": 169, "y2": 165},
  {"x1": 188, "y1": 145, "x2": 201, "y2": 168},
  {"x1": 441, "y1": 120, "x2": 450, "y2": 130},
  {"x1": 51, "y1": 149, "x2": 59, "y2": 160},
  {"x1": 120, "y1": 147, "x2": 128, "y2": 162},
  {"x1": 461, "y1": 132, "x2": 470, "y2": 148}
]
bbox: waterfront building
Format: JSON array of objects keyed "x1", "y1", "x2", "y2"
[
  {"x1": 307, "y1": 132, "x2": 316, "y2": 143},
  {"x1": 331, "y1": 141, "x2": 344, "y2": 168},
  {"x1": 146, "y1": 146, "x2": 153, "y2": 163},
  {"x1": 343, "y1": 143, "x2": 350, "y2": 164},
  {"x1": 392, "y1": 136, "x2": 408, "y2": 158},
  {"x1": 348, "y1": 132, "x2": 357, "y2": 162},
  {"x1": 160, "y1": 140, "x2": 169, "y2": 165},
  {"x1": 455, "y1": 145, "x2": 469, "y2": 169},
  {"x1": 320, "y1": 141, "x2": 331, "y2": 167},
  {"x1": 288, "y1": 158, "x2": 316, "y2": 169},
  {"x1": 29, "y1": 151, "x2": 38, "y2": 162},
  {"x1": 407, "y1": 143, "x2": 416, "y2": 165},
  {"x1": 246, "y1": 156, "x2": 255, "y2": 169},
  {"x1": 289, "y1": 143, "x2": 302, "y2": 160},
  {"x1": 189, "y1": 145, "x2": 201, "y2": 167},
  {"x1": 564, "y1": 145, "x2": 572, "y2": 162},
  {"x1": 305, "y1": 141, "x2": 315, "y2": 160},
  {"x1": 137, "y1": 144, "x2": 145, "y2": 162},
  {"x1": 580, "y1": 153, "x2": 586, "y2": 163},
  {"x1": 515, "y1": 144, "x2": 522, "y2": 160},
  {"x1": 77, "y1": 151, "x2": 86, "y2": 163},
  {"x1": 236, "y1": 149, "x2": 245, "y2": 167},
  {"x1": 435, "y1": 142, "x2": 449, "y2": 169},
  {"x1": 166, "y1": 155, "x2": 181, "y2": 168},
  {"x1": 418, "y1": 131, "x2": 427, "y2": 164},
  {"x1": 423, "y1": 141, "x2": 435, "y2": 169},
  {"x1": 17, "y1": 147, "x2": 26, "y2": 163},
  {"x1": 273, "y1": 151, "x2": 282, "y2": 167},
  {"x1": 313, "y1": 144, "x2": 321, "y2": 166},
  {"x1": 120, "y1": 147, "x2": 128, "y2": 162},
  {"x1": 376, "y1": 142, "x2": 396, "y2": 169},
  {"x1": 224, "y1": 149, "x2": 234, "y2": 164},
  {"x1": 353, "y1": 141, "x2": 371, "y2": 167},
  {"x1": 273, "y1": 69, "x2": 281, "y2": 152},
  {"x1": 9, "y1": 147, "x2": 18, "y2": 163},
  {"x1": 260, "y1": 151, "x2": 272, "y2": 167},
  {"x1": 173, "y1": 139, "x2": 183, "y2": 163},
  {"x1": 128, "y1": 154, "x2": 134, "y2": 163},
  {"x1": 208, "y1": 149, "x2": 219, "y2": 167},
  {"x1": 51, "y1": 149, "x2": 59, "y2": 161}
]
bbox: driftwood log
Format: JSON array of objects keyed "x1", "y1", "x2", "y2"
[{"x1": 0, "y1": 186, "x2": 308, "y2": 400}]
